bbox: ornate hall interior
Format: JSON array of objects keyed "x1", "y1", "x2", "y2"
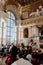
[{"x1": 0, "y1": 0, "x2": 43, "y2": 65}]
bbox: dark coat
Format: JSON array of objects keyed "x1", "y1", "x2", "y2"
[{"x1": 10, "y1": 46, "x2": 18, "y2": 62}]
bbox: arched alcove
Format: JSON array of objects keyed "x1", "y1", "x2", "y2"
[{"x1": 24, "y1": 28, "x2": 28, "y2": 38}]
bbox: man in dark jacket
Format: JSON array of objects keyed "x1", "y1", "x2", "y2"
[{"x1": 10, "y1": 45, "x2": 18, "y2": 63}]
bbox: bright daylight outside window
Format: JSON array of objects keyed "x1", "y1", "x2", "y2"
[
  {"x1": 6, "y1": 11, "x2": 17, "y2": 44},
  {"x1": 0, "y1": 11, "x2": 17, "y2": 45}
]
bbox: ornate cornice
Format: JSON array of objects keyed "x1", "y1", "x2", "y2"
[{"x1": 21, "y1": 16, "x2": 43, "y2": 26}]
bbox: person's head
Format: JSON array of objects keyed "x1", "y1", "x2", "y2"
[
  {"x1": 11, "y1": 43, "x2": 14, "y2": 46},
  {"x1": 30, "y1": 39, "x2": 34, "y2": 44},
  {"x1": 19, "y1": 53, "x2": 23, "y2": 58},
  {"x1": 34, "y1": 42, "x2": 37, "y2": 45},
  {"x1": 21, "y1": 43, "x2": 24, "y2": 48},
  {"x1": 38, "y1": 50, "x2": 41, "y2": 53},
  {"x1": 1, "y1": 44, "x2": 3, "y2": 46},
  {"x1": 17, "y1": 53, "x2": 23, "y2": 60}
]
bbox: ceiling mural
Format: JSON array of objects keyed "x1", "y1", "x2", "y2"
[
  {"x1": 16, "y1": 0, "x2": 39, "y2": 6},
  {"x1": 0, "y1": 0, "x2": 43, "y2": 19},
  {"x1": 0, "y1": 0, "x2": 43, "y2": 10},
  {"x1": 1, "y1": 0, "x2": 40, "y2": 7}
]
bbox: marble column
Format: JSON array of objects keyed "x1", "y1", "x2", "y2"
[
  {"x1": 16, "y1": 20, "x2": 21, "y2": 44},
  {"x1": 0, "y1": 11, "x2": 8, "y2": 45}
]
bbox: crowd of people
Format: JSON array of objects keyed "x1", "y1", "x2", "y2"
[{"x1": 0, "y1": 39, "x2": 43, "y2": 65}]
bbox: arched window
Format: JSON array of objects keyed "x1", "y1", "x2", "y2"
[{"x1": 6, "y1": 11, "x2": 17, "y2": 44}]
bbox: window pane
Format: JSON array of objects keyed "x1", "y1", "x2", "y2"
[
  {"x1": 7, "y1": 23, "x2": 11, "y2": 27},
  {"x1": 6, "y1": 27, "x2": 11, "y2": 32},
  {"x1": 7, "y1": 12, "x2": 11, "y2": 18},
  {"x1": 11, "y1": 20, "x2": 15, "y2": 25},
  {"x1": 11, "y1": 12, "x2": 15, "y2": 20},
  {"x1": 6, "y1": 18, "x2": 10, "y2": 23},
  {"x1": 6, "y1": 19, "x2": 11, "y2": 27}
]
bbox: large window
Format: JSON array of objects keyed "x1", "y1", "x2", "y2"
[
  {"x1": 6, "y1": 11, "x2": 17, "y2": 44},
  {"x1": 0, "y1": 11, "x2": 17, "y2": 45}
]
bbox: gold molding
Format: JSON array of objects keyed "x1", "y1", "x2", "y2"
[
  {"x1": 22, "y1": 0, "x2": 43, "y2": 12},
  {"x1": 21, "y1": 16, "x2": 43, "y2": 25}
]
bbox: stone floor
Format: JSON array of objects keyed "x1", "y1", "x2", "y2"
[{"x1": 0, "y1": 57, "x2": 6, "y2": 65}]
